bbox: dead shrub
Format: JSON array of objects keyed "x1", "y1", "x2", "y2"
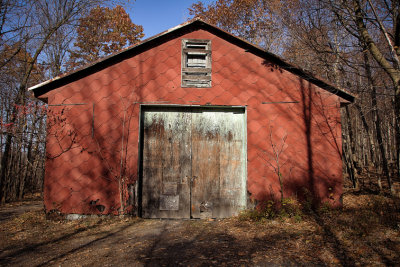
[{"x1": 237, "y1": 198, "x2": 303, "y2": 222}]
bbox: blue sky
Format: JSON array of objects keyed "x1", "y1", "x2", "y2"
[{"x1": 128, "y1": 0, "x2": 214, "y2": 38}]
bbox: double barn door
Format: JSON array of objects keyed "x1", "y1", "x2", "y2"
[{"x1": 141, "y1": 106, "x2": 246, "y2": 218}]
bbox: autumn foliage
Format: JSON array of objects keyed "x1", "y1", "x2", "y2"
[
  {"x1": 189, "y1": 0, "x2": 298, "y2": 51},
  {"x1": 68, "y1": 5, "x2": 144, "y2": 70}
]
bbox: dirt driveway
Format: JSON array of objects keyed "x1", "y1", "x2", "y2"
[
  {"x1": 0, "y1": 200, "x2": 42, "y2": 222},
  {"x1": 1, "y1": 216, "x2": 298, "y2": 266},
  {"x1": 0, "y1": 192, "x2": 399, "y2": 266}
]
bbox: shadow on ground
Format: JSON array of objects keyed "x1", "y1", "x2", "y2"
[
  {"x1": 0, "y1": 191, "x2": 399, "y2": 266},
  {"x1": 134, "y1": 224, "x2": 324, "y2": 266}
]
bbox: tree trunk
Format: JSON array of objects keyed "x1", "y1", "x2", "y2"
[
  {"x1": 394, "y1": 92, "x2": 400, "y2": 181},
  {"x1": 344, "y1": 106, "x2": 357, "y2": 188},
  {"x1": 363, "y1": 50, "x2": 392, "y2": 192}
]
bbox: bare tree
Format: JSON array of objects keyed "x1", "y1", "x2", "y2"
[
  {"x1": 259, "y1": 126, "x2": 291, "y2": 203},
  {"x1": 0, "y1": 0, "x2": 117, "y2": 203}
]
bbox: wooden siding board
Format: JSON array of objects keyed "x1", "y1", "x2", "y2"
[
  {"x1": 182, "y1": 67, "x2": 212, "y2": 73},
  {"x1": 182, "y1": 75, "x2": 211, "y2": 81},
  {"x1": 182, "y1": 48, "x2": 211, "y2": 54}
]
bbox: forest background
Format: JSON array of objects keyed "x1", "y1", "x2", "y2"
[{"x1": 1, "y1": 0, "x2": 399, "y2": 203}]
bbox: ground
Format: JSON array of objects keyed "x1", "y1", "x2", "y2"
[{"x1": 0, "y1": 190, "x2": 399, "y2": 266}]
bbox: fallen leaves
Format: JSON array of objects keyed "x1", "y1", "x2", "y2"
[{"x1": 0, "y1": 190, "x2": 399, "y2": 266}]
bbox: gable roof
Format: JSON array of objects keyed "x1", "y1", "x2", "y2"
[{"x1": 29, "y1": 19, "x2": 355, "y2": 103}]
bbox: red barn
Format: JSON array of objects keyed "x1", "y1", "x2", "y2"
[{"x1": 29, "y1": 19, "x2": 354, "y2": 218}]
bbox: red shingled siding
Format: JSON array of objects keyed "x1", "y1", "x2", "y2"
[{"x1": 44, "y1": 29, "x2": 343, "y2": 215}]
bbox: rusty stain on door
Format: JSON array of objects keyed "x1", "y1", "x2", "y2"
[{"x1": 140, "y1": 106, "x2": 246, "y2": 219}]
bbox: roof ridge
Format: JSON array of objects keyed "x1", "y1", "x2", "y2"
[{"x1": 29, "y1": 19, "x2": 355, "y2": 103}]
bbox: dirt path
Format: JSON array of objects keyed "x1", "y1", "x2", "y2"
[
  {"x1": 0, "y1": 201, "x2": 42, "y2": 222},
  {"x1": 0, "y1": 218, "x2": 288, "y2": 266},
  {"x1": 0, "y1": 193, "x2": 399, "y2": 266}
]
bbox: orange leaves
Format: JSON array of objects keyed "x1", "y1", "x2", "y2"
[
  {"x1": 188, "y1": 0, "x2": 287, "y2": 52},
  {"x1": 0, "y1": 44, "x2": 44, "y2": 86},
  {"x1": 68, "y1": 5, "x2": 144, "y2": 70}
]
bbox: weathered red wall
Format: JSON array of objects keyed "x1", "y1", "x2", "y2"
[{"x1": 43, "y1": 29, "x2": 343, "y2": 215}]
